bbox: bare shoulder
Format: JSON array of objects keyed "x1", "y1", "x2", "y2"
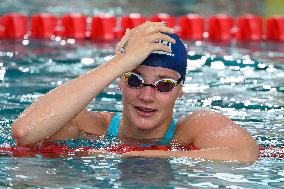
[
  {"x1": 173, "y1": 109, "x2": 215, "y2": 144},
  {"x1": 73, "y1": 109, "x2": 114, "y2": 136},
  {"x1": 174, "y1": 109, "x2": 218, "y2": 136},
  {"x1": 174, "y1": 109, "x2": 257, "y2": 148},
  {"x1": 173, "y1": 109, "x2": 259, "y2": 162},
  {"x1": 177, "y1": 109, "x2": 238, "y2": 132}
]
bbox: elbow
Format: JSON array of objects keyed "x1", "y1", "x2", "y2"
[
  {"x1": 11, "y1": 122, "x2": 31, "y2": 146},
  {"x1": 239, "y1": 145, "x2": 260, "y2": 164}
]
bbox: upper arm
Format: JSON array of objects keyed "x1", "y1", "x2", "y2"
[
  {"x1": 48, "y1": 109, "x2": 110, "y2": 141},
  {"x1": 175, "y1": 109, "x2": 259, "y2": 159},
  {"x1": 75, "y1": 110, "x2": 111, "y2": 135}
]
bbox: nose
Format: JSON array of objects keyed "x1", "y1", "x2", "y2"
[{"x1": 138, "y1": 85, "x2": 156, "y2": 103}]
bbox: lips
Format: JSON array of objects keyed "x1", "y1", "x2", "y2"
[{"x1": 135, "y1": 106, "x2": 157, "y2": 117}]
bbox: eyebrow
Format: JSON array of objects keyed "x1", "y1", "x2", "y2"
[{"x1": 157, "y1": 74, "x2": 176, "y2": 79}]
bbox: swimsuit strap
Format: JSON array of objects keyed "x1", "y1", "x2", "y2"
[
  {"x1": 106, "y1": 113, "x2": 177, "y2": 144},
  {"x1": 160, "y1": 119, "x2": 176, "y2": 145},
  {"x1": 106, "y1": 113, "x2": 121, "y2": 137}
]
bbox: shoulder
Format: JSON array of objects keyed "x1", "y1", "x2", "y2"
[
  {"x1": 74, "y1": 110, "x2": 115, "y2": 135},
  {"x1": 174, "y1": 109, "x2": 240, "y2": 144},
  {"x1": 177, "y1": 109, "x2": 234, "y2": 130},
  {"x1": 175, "y1": 109, "x2": 257, "y2": 148}
]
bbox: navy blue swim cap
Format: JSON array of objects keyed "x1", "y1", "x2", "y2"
[{"x1": 141, "y1": 33, "x2": 187, "y2": 81}]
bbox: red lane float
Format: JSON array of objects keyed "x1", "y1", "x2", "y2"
[
  {"x1": 1, "y1": 143, "x2": 283, "y2": 159},
  {"x1": 236, "y1": 14, "x2": 263, "y2": 41},
  {"x1": 208, "y1": 14, "x2": 234, "y2": 41},
  {"x1": 118, "y1": 13, "x2": 146, "y2": 38},
  {"x1": 0, "y1": 13, "x2": 28, "y2": 39},
  {"x1": 121, "y1": 13, "x2": 146, "y2": 29},
  {"x1": 177, "y1": 14, "x2": 204, "y2": 40},
  {"x1": 105, "y1": 144, "x2": 199, "y2": 154},
  {"x1": 31, "y1": 13, "x2": 57, "y2": 39},
  {"x1": 0, "y1": 143, "x2": 93, "y2": 158},
  {"x1": 0, "y1": 142, "x2": 199, "y2": 157},
  {"x1": 61, "y1": 14, "x2": 87, "y2": 39},
  {"x1": 105, "y1": 144, "x2": 171, "y2": 154},
  {"x1": 266, "y1": 16, "x2": 284, "y2": 41},
  {"x1": 0, "y1": 13, "x2": 283, "y2": 42},
  {"x1": 91, "y1": 15, "x2": 117, "y2": 41}
]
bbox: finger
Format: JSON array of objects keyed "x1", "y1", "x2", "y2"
[
  {"x1": 148, "y1": 32, "x2": 176, "y2": 44},
  {"x1": 116, "y1": 29, "x2": 131, "y2": 53},
  {"x1": 140, "y1": 21, "x2": 166, "y2": 29},
  {"x1": 146, "y1": 25, "x2": 174, "y2": 35},
  {"x1": 116, "y1": 37, "x2": 127, "y2": 49},
  {"x1": 123, "y1": 28, "x2": 132, "y2": 37},
  {"x1": 116, "y1": 36, "x2": 127, "y2": 48},
  {"x1": 116, "y1": 41, "x2": 125, "y2": 54},
  {"x1": 131, "y1": 22, "x2": 167, "y2": 37},
  {"x1": 149, "y1": 43, "x2": 172, "y2": 53},
  {"x1": 116, "y1": 40, "x2": 124, "y2": 51}
]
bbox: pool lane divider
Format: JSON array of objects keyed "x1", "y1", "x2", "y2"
[
  {"x1": 0, "y1": 142, "x2": 283, "y2": 159},
  {"x1": 0, "y1": 13, "x2": 283, "y2": 41},
  {"x1": 0, "y1": 142, "x2": 198, "y2": 158}
]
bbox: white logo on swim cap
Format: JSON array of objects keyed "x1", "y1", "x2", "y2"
[{"x1": 151, "y1": 40, "x2": 175, "y2": 57}]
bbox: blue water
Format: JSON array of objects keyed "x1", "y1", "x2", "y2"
[{"x1": 1, "y1": 37, "x2": 284, "y2": 188}]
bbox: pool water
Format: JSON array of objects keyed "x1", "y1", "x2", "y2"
[{"x1": 0, "y1": 38, "x2": 284, "y2": 188}]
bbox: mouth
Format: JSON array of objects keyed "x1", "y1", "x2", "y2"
[{"x1": 135, "y1": 106, "x2": 157, "y2": 117}]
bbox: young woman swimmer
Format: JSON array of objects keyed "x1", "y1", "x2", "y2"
[{"x1": 11, "y1": 22, "x2": 259, "y2": 163}]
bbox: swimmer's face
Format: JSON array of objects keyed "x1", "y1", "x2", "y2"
[{"x1": 118, "y1": 65, "x2": 183, "y2": 131}]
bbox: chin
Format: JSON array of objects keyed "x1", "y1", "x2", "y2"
[
  {"x1": 136, "y1": 123, "x2": 157, "y2": 130},
  {"x1": 132, "y1": 116, "x2": 158, "y2": 130}
]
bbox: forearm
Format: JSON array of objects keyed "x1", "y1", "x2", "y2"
[
  {"x1": 12, "y1": 54, "x2": 127, "y2": 145},
  {"x1": 125, "y1": 147, "x2": 258, "y2": 163}
]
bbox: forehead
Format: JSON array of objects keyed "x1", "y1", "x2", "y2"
[{"x1": 133, "y1": 65, "x2": 180, "y2": 79}]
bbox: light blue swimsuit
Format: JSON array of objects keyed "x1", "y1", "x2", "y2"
[{"x1": 106, "y1": 113, "x2": 177, "y2": 145}]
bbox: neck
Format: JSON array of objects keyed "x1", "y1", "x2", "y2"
[{"x1": 119, "y1": 113, "x2": 173, "y2": 141}]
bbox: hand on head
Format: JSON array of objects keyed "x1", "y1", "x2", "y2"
[{"x1": 115, "y1": 21, "x2": 176, "y2": 71}]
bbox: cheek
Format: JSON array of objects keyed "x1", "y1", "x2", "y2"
[
  {"x1": 157, "y1": 94, "x2": 178, "y2": 108},
  {"x1": 159, "y1": 88, "x2": 182, "y2": 108},
  {"x1": 121, "y1": 86, "x2": 139, "y2": 102}
]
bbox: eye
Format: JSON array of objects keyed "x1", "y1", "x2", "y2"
[
  {"x1": 124, "y1": 72, "x2": 144, "y2": 88},
  {"x1": 155, "y1": 79, "x2": 177, "y2": 92}
]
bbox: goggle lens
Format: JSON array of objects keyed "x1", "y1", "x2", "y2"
[
  {"x1": 155, "y1": 79, "x2": 176, "y2": 93},
  {"x1": 125, "y1": 73, "x2": 143, "y2": 88},
  {"x1": 123, "y1": 72, "x2": 182, "y2": 93}
]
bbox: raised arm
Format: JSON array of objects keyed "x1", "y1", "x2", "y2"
[
  {"x1": 11, "y1": 54, "x2": 126, "y2": 146},
  {"x1": 11, "y1": 22, "x2": 176, "y2": 146}
]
